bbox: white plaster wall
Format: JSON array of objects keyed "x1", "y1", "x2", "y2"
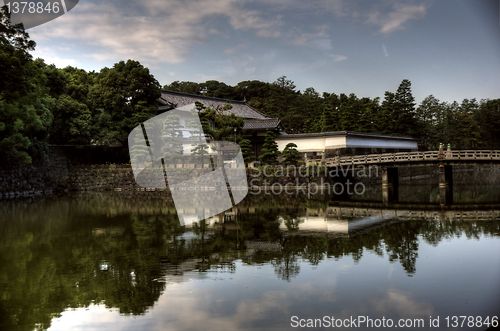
[
  {"x1": 324, "y1": 136, "x2": 347, "y2": 149},
  {"x1": 276, "y1": 137, "x2": 327, "y2": 152},
  {"x1": 276, "y1": 135, "x2": 417, "y2": 152}
]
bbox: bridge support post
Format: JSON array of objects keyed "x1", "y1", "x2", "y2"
[
  {"x1": 382, "y1": 166, "x2": 399, "y2": 205},
  {"x1": 439, "y1": 163, "x2": 453, "y2": 206}
]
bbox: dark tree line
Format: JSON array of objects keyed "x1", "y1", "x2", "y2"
[
  {"x1": 166, "y1": 77, "x2": 500, "y2": 151},
  {"x1": 1, "y1": 7, "x2": 499, "y2": 167}
]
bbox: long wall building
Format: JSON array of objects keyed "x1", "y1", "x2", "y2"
[{"x1": 275, "y1": 131, "x2": 418, "y2": 158}]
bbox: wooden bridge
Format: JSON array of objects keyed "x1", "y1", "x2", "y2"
[
  {"x1": 321, "y1": 150, "x2": 500, "y2": 166},
  {"x1": 311, "y1": 150, "x2": 500, "y2": 207}
]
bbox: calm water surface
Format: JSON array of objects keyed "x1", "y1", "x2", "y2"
[{"x1": 0, "y1": 191, "x2": 499, "y2": 331}]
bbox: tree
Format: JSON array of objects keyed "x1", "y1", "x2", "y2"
[
  {"x1": 476, "y1": 99, "x2": 500, "y2": 149},
  {"x1": 164, "y1": 81, "x2": 201, "y2": 94},
  {"x1": 273, "y1": 76, "x2": 296, "y2": 91},
  {"x1": 393, "y1": 79, "x2": 419, "y2": 136},
  {"x1": 89, "y1": 60, "x2": 161, "y2": 145},
  {"x1": 238, "y1": 138, "x2": 254, "y2": 162},
  {"x1": 416, "y1": 95, "x2": 448, "y2": 149},
  {"x1": 447, "y1": 99, "x2": 480, "y2": 149},
  {"x1": 282, "y1": 143, "x2": 300, "y2": 165},
  {"x1": 0, "y1": 7, "x2": 52, "y2": 165},
  {"x1": 259, "y1": 132, "x2": 280, "y2": 164},
  {"x1": 199, "y1": 80, "x2": 236, "y2": 99},
  {"x1": 320, "y1": 93, "x2": 340, "y2": 132},
  {"x1": 197, "y1": 102, "x2": 244, "y2": 141},
  {"x1": 0, "y1": 6, "x2": 36, "y2": 100},
  {"x1": 49, "y1": 95, "x2": 92, "y2": 144}
]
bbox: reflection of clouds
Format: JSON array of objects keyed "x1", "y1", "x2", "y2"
[
  {"x1": 47, "y1": 262, "x2": 435, "y2": 331},
  {"x1": 372, "y1": 289, "x2": 434, "y2": 318},
  {"x1": 47, "y1": 277, "x2": 340, "y2": 331},
  {"x1": 48, "y1": 304, "x2": 146, "y2": 331},
  {"x1": 235, "y1": 291, "x2": 289, "y2": 319},
  {"x1": 47, "y1": 262, "x2": 436, "y2": 331}
]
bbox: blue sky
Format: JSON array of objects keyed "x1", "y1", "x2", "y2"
[{"x1": 28, "y1": 0, "x2": 500, "y2": 102}]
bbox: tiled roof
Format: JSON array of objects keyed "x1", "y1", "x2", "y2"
[
  {"x1": 159, "y1": 90, "x2": 269, "y2": 120},
  {"x1": 242, "y1": 118, "x2": 281, "y2": 130}
]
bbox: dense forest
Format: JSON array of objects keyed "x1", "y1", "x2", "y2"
[{"x1": 1, "y1": 7, "x2": 499, "y2": 166}]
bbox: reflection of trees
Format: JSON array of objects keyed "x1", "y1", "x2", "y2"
[
  {"x1": 383, "y1": 222, "x2": 420, "y2": 275},
  {"x1": 272, "y1": 255, "x2": 300, "y2": 281},
  {"x1": 1, "y1": 195, "x2": 499, "y2": 330}
]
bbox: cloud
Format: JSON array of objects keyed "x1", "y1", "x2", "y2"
[
  {"x1": 291, "y1": 25, "x2": 332, "y2": 50},
  {"x1": 32, "y1": 46, "x2": 79, "y2": 67},
  {"x1": 29, "y1": 0, "x2": 282, "y2": 65},
  {"x1": 368, "y1": 3, "x2": 427, "y2": 34},
  {"x1": 330, "y1": 54, "x2": 348, "y2": 62}
]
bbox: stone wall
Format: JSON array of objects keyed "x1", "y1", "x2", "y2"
[
  {"x1": 66, "y1": 164, "x2": 140, "y2": 192},
  {"x1": 0, "y1": 148, "x2": 69, "y2": 199},
  {"x1": 0, "y1": 145, "x2": 155, "y2": 199}
]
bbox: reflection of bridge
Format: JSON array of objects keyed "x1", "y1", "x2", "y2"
[
  {"x1": 325, "y1": 206, "x2": 500, "y2": 222},
  {"x1": 278, "y1": 206, "x2": 500, "y2": 235},
  {"x1": 321, "y1": 150, "x2": 500, "y2": 206}
]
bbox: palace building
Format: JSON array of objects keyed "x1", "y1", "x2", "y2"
[
  {"x1": 275, "y1": 131, "x2": 418, "y2": 159},
  {"x1": 158, "y1": 91, "x2": 417, "y2": 159}
]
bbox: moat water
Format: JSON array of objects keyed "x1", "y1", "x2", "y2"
[{"x1": 0, "y1": 167, "x2": 499, "y2": 331}]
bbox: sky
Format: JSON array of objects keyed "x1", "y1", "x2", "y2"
[{"x1": 24, "y1": 0, "x2": 500, "y2": 102}]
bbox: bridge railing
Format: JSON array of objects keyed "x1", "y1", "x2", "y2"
[{"x1": 322, "y1": 150, "x2": 500, "y2": 166}]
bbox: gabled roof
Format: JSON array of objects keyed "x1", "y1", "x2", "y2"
[{"x1": 159, "y1": 90, "x2": 269, "y2": 120}]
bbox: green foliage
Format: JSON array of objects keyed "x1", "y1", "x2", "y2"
[
  {"x1": 0, "y1": 7, "x2": 36, "y2": 100},
  {"x1": 282, "y1": 143, "x2": 300, "y2": 165},
  {"x1": 259, "y1": 132, "x2": 280, "y2": 164},
  {"x1": 238, "y1": 138, "x2": 254, "y2": 162},
  {"x1": 0, "y1": 8, "x2": 53, "y2": 166},
  {"x1": 197, "y1": 102, "x2": 244, "y2": 141},
  {"x1": 89, "y1": 60, "x2": 161, "y2": 145},
  {"x1": 476, "y1": 99, "x2": 500, "y2": 149},
  {"x1": 191, "y1": 143, "x2": 209, "y2": 156},
  {"x1": 50, "y1": 95, "x2": 92, "y2": 144},
  {"x1": 1, "y1": 2, "x2": 499, "y2": 168},
  {"x1": 379, "y1": 79, "x2": 420, "y2": 137}
]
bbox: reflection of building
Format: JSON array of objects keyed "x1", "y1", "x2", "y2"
[{"x1": 279, "y1": 207, "x2": 395, "y2": 234}]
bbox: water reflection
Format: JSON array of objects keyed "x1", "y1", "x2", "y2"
[{"x1": 0, "y1": 193, "x2": 499, "y2": 331}]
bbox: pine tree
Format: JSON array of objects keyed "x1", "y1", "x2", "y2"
[
  {"x1": 238, "y1": 138, "x2": 254, "y2": 162},
  {"x1": 259, "y1": 132, "x2": 280, "y2": 164},
  {"x1": 282, "y1": 143, "x2": 300, "y2": 165},
  {"x1": 393, "y1": 79, "x2": 419, "y2": 136}
]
